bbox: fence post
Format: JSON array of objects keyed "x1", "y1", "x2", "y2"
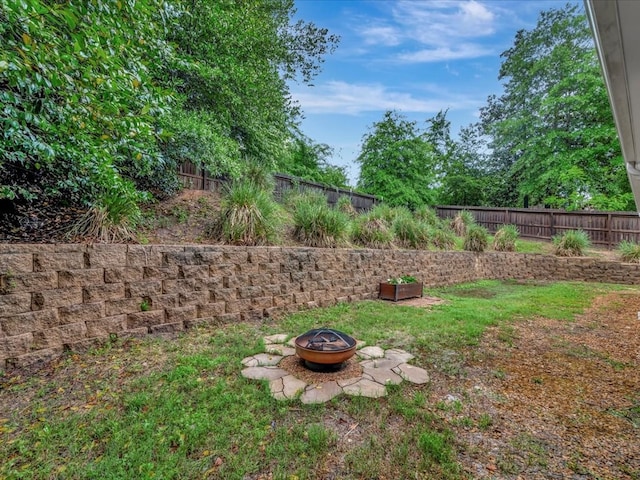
[{"x1": 607, "y1": 213, "x2": 612, "y2": 248}]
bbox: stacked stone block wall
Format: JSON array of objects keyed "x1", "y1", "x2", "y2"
[{"x1": 1, "y1": 244, "x2": 638, "y2": 371}]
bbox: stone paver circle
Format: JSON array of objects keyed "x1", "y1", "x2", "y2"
[{"x1": 241, "y1": 334, "x2": 430, "y2": 403}]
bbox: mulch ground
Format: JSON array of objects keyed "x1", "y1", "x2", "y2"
[{"x1": 430, "y1": 290, "x2": 640, "y2": 479}]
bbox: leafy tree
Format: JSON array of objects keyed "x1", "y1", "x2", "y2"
[
  {"x1": 0, "y1": 0, "x2": 172, "y2": 207},
  {"x1": 480, "y1": 4, "x2": 631, "y2": 210},
  {"x1": 437, "y1": 123, "x2": 488, "y2": 206},
  {"x1": 277, "y1": 133, "x2": 348, "y2": 187},
  {"x1": 356, "y1": 111, "x2": 436, "y2": 209},
  {"x1": 159, "y1": 0, "x2": 339, "y2": 178}
]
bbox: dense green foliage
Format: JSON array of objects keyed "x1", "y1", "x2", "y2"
[
  {"x1": 0, "y1": 0, "x2": 172, "y2": 207},
  {"x1": 479, "y1": 4, "x2": 630, "y2": 210},
  {"x1": 356, "y1": 111, "x2": 437, "y2": 209},
  {"x1": 277, "y1": 133, "x2": 349, "y2": 187},
  {"x1": 0, "y1": 0, "x2": 338, "y2": 238}
]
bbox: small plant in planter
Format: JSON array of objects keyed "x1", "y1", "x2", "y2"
[{"x1": 379, "y1": 275, "x2": 423, "y2": 301}]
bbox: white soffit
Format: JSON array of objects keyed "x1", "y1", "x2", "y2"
[{"x1": 585, "y1": 0, "x2": 640, "y2": 212}]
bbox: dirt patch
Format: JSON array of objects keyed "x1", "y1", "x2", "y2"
[
  {"x1": 383, "y1": 296, "x2": 446, "y2": 308},
  {"x1": 433, "y1": 290, "x2": 640, "y2": 479}
]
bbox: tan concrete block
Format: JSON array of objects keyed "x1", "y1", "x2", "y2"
[
  {"x1": 32, "y1": 322, "x2": 87, "y2": 349},
  {"x1": 59, "y1": 302, "x2": 104, "y2": 324},
  {"x1": 85, "y1": 315, "x2": 127, "y2": 337},
  {"x1": 126, "y1": 245, "x2": 162, "y2": 267},
  {"x1": 86, "y1": 244, "x2": 127, "y2": 268},
  {"x1": 0, "y1": 292, "x2": 32, "y2": 316},
  {"x1": 225, "y1": 299, "x2": 251, "y2": 313},
  {"x1": 104, "y1": 267, "x2": 144, "y2": 283},
  {"x1": 11, "y1": 271, "x2": 58, "y2": 292},
  {"x1": 178, "y1": 291, "x2": 204, "y2": 307},
  {"x1": 162, "y1": 278, "x2": 195, "y2": 294},
  {"x1": 6, "y1": 346, "x2": 64, "y2": 370},
  {"x1": 127, "y1": 280, "x2": 162, "y2": 298},
  {"x1": 83, "y1": 283, "x2": 125, "y2": 303},
  {"x1": 150, "y1": 322, "x2": 184, "y2": 334},
  {"x1": 34, "y1": 252, "x2": 84, "y2": 271},
  {"x1": 0, "y1": 309, "x2": 59, "y2": 336},
  {"x1": 181, "y1": 265, "x2": 209, "y2": 280},
  {"x1": 238, "y1": 286, "x2": 263, "y2": 299},
  {"x1": 148, "y1": 294, "x2": 178, "y2": 309},
  {"x1": 195, "y1": 251, "x2": 223, "y2": 265},
  {"x1": 105, "y1": 298, "x2": 143, "y2": 316},
  {"x1": 165, "y1": 306, "x2": 197, "y2": 323},
  {"x1": 213, "y1": 288, "x2": 237, "y2": 302},
  {"x1": 32, "y1": 288, "x2": 83, "y2": 310},
  {"x1": 197, "y1": 302, "x2": 226, "y2": 318},
  {"x1": 209, "y1": 263, "x2": 237, "y2": 276},
  {"x1": 143, "y1": 266, "x2": 180, "y2": 280},
  {"x1": 0, "y1": 253, "x2": 33, "y2": 273},
  {"x1": 252, "y1": 297, "x2": 273, "y2": 310},
  {"x1": 58, "y1": 269, "x2": 104, "y2": 287},
  {"x1": 127, "y1": 310, "x2": 165, "y2": 329},
  {"x1": 0, "y1": 332, "x2": 33, "y2": 357}
]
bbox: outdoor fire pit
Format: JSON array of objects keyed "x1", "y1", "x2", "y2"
[{"x1": 294, "y1": 328, "x2": 357, "y2": 371}]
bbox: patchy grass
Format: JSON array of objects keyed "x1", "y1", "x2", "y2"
[{"x1": 0, "y1": 281, "x2": 633, "y2": 479}]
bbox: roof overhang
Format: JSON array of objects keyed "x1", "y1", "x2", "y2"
[{"x1": 585, "y1": 0, "x2": 640, "y2": 213}]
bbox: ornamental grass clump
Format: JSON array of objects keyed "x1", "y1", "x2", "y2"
[
  {"x1": 336, "y1": 196, "x2": 358, "y2": 218},
  {"x1": 618, "y1": 240, "x2": 640, "y2": 263},
  {"x1": 452, "y1": 210, "x2": 475, "y2": 237},
  {"x1": 414, "y1": 205, "x2": 440, "y2": 227},
  {"x1": 553, "y1": 229, "x2": 591, "y2": 256},
  {"x1": 351, "y1": 211, "x2": 395, "y2": 249},
  {"x1": 463, "y1": 224, "x2": 489, "y2": 252},
  {"x1": 68, "y1": 179, "x2": 143, "y2": 243},
  {"x1": 392, "y1": 214, "x2": 430, "y2": 249},
  {"x1": 431, "y1": 226, "x2": 457, "y2": 250},
  {"x1": 292, "y1": 193, "x2": 349, "y2": 247},
  {"x1": 207, "y1": 181, "x2": 282, "y2": 245},
  {"x1": 493, "y1": 224, "x2": 519, "y2": 252}
]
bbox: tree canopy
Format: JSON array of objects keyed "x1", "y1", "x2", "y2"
[
  {"x1": 479, "y1": 3, "x2": 630, "y2": 210},
  {"x1": 0, "y1": 0, "x2": 338, "y2": 235},
  {"x1": 356, "y1": 110, "x2": 436, "y2": 209}
]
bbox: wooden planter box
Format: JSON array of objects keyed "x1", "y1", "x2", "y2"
[{"x1": 379, "y1": 282, "x2": 424, "y2": 302}]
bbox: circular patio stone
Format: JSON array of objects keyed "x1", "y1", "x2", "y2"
[
  {"x1": 341, "y1": 378, "x2": 387, "y2": 398},
  {"x1": 265, "y1": 344, "x2": 296, "y2": 356},
  {"x1": 263, "y1": 334, "x2": 289, "y2": 344},
  {"x1": 241, "y1": 353, "x2": 283, "y2": 367},
  {"x1": 241, "y1": 366, "x2": 288, "y2": 381},
  {"x1": 392, "y1": 363, "x2": 430, "y2": 384},
  {"x1": 363, "y1": 367, "x2": 403, "y2": 385},
  {"x1": 356, "y1": 346, "x2": 385, "y2": 359},
  {"x1": 384, "y1": 348, "x2": 415, "y2": 363},
  {"x1": 300, "y1": 381, "x2": 343, "y2": 404},
  {"x1": 270, "y1": 375, "x2": 307, "y2": 400}
]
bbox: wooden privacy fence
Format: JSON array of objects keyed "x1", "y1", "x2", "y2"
[
  {"x1": 177, "y1": 161, "x2": 379, "y2": 212},
  {"x1": 436, "y1": 206, "x2": 640, "y2": 248}
]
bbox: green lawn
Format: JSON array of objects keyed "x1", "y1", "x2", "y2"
[{"x1": 0, "y1": 281, "x2": 630, "y2": 479}]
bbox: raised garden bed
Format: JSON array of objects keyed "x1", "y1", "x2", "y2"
[{"x1": 379, "y1": 281, "x2": 424, "y2": 302}]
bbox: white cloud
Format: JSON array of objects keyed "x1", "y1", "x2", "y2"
[
  {"x1": 353, "y1": 1, "x2": 498, "y2": 62},
  {"x1": 398, "y1": 44, "x2": 493, "y2": 63},
  {"x1": 291, "y1": 81, "x2": 480, "y2": 115}
]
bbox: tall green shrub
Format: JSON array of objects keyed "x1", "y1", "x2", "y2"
[
  {"x1": 207, "y1": 182, "x2": 282, "y2": 245},
  {"x1": 291, "y1": 193, "x2": 349, "y2": 247},
  {"x1": 463, "y1": 224, "x2": 489, "y2": 252},
  {"x1": 493, "y1": 224, "x2": 519, "y2": 252},
  {"x1": 553, "y1": 230, "x2": 591, "y2": 257}
]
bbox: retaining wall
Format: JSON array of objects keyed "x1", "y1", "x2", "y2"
[{"x1": 1, "y1": 244, "x2": 639, "y2": 371}]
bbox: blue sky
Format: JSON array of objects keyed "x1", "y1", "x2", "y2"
[{"x1": 290, "y1": 0, "x2": 582, "y2": 185}]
